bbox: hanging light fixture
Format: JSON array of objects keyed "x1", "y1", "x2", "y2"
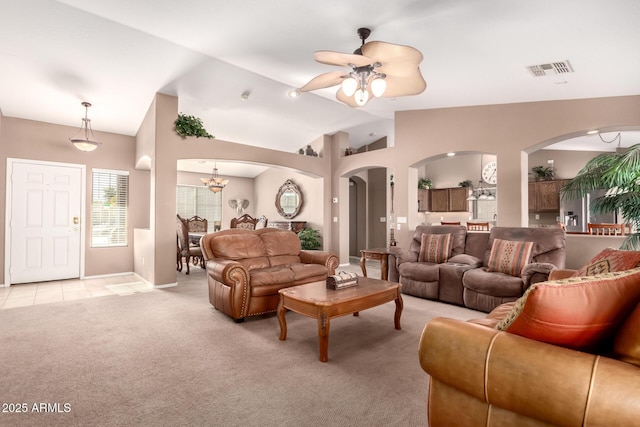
[
  {"x1": 200, "y1": 163, "x2": 229, "y2": 193},
  {"x1": 341, "y1": 62, "x2": 386, "y2": 106},
  {"x1": 69, "y1": 102, "x2": 100, "y2": 152}
]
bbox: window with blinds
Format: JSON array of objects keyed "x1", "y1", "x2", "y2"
[
  {"x1": 176, "y1": 185, "x2": 222, "y2": 230},
  {"x1": 91, "y1": 169, "x2": 129, "y2": 247}
]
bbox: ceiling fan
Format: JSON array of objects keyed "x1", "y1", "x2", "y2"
[{"x1": 299, "y1": 27, "x2": 426, "y2": 107}]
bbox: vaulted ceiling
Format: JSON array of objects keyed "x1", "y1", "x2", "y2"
[{"x1": 2, "y1": 0, "x2": 640, "y2": 164}]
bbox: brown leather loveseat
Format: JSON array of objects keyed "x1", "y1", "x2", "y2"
[{"x1": 201, "y1": 227, "x2": 339, "y2": 322}]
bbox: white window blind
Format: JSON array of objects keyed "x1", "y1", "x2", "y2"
[
  {"x1": 91, "y1": 169, "x2": 129, "y2": 247},
  {"x1": 176, "y1": 185, "x2": 222, "y2": 230}
]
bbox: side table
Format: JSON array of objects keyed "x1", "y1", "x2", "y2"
[{"x1": 360, "y1": 248, "x2": 390, "y2": 281}]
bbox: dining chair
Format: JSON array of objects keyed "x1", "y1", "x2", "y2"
[
  {"x1": 176, "y1": 215, "x2": 203, "y2": 274},
  {"x1": 587, "y1": 223, "x2": 626, "y2": 236},
  {"x1": 440, "y1": 221, "x2": 461, "y2": 225},
  {"x1": 466, "y1": 221, "x2": 490, "y2": 231},
  {"x1": 230, "y1": 213, "x2": 258, "y2": 230},
  {"x1": 187, "y1": 215, "x2": 208, "y2": 233}
]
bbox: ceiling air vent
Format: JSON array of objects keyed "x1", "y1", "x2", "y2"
[{"x1": 527, "y1": 60, "x2": 574, "y2": 77}]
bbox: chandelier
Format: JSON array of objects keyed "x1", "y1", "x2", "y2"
[
  {"x1": 200, "y1": 163, "x2": 229, "y2": 193},
  {"x1": 341, "y1": 63, "x2": 387, "y2": 106},
  {"x1": 467, "y1": 155, "x2": 495, "y2": 201},
  {"x1": 69, "y1": 101, "x2": 100, "y2": 152}
]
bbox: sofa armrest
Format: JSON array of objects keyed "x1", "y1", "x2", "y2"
[
  {"x1": 299, "y1": 250, "x2": 339, "y2": 275},
  {"x1": 521, "y1": 262, "x2": 556, "y2": 290},
  {"x1": 419, "y1": 317, "x2": 640, "y2": 427},
  {"x1": 388, "y1": 247, "x2": 417, "y2": 265},
  {"x1": 206, "y1": 259, "x2": 251, "y2": 319},
  {"x1": 549, "y1": 268, "x2": 577, "y2": 281},
  {"x1": 206, "y1": 259, "x2": 249, "y2": 284}
]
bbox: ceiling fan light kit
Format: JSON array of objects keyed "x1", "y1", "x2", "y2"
[{"x1": 299, "y1": 27, "x2": 426, "y2": 107}]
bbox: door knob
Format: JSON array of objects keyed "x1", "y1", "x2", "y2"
[{"x1": 73, "y1": 217, "x2": 79, "y2": 224}]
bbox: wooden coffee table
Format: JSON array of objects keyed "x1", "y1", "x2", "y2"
[{"x1": 277, "y1": 277, "x2": 402, "y2": 362}]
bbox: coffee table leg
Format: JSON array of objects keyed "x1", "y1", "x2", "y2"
[
  {"x1": 278, "y1": 297, "x2": 287, "y2": 341},
  {"x1": 318, "y1": 312, "x2": 330, "y2": 362},
  {"x1": 394, "y1": 294, "x2": 403, "y2": 330}
]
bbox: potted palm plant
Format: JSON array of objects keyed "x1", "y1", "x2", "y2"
[{"x1": 560, "y1": 144, "x2": 640, "y2": 249}]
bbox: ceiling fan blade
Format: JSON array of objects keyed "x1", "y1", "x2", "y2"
[
  {"x1": 383, "y1": 71, "x2": 427, "y2": 97},
  {"x1": 336, "y1": 87, "x2": 373, "y2": 108},
  {"x1": 361, "y1": 41, "x2": 424, "y2": 65},
  {"x1": 314, "y1": 50, "x2": 374, "y2": 67},
  {"x1": 299, "y1": 71, "x2": 347, "y2": 92}
]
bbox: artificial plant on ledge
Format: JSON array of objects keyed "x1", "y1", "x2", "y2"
[{"x1": 174, "y1": 113, "x2": 215, "y2": 139}]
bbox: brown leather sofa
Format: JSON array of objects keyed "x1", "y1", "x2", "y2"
[
  {"x1": 200, "y1": 227, "x2": 339, "y2": 322},
  {"x1": 388, "y1": 226, "x2": 565, "y2": 312},
  {"x1": 419, "y1": 315, "x2": 640, "y2": 426},
  {"x1": 419, "y1": 265, "x2": 640, "y2": 426}
]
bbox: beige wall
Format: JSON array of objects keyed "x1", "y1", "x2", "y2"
[
  {"x1": 385, "y1": 95, "x2": 640, "y2": 248},
  {"x1": 3, "y1": 94, "x2": 640, "y2": 285},
  {"x1": 0, "y1": 116, "x2": 149, "y2": 283},
  {"x1": 254, "y1": 168, "x2": 324, "y2": 239}
]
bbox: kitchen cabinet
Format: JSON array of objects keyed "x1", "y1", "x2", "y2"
[
  {"x1": 529, "y1": 180, "x2": 566, "y2": 212},
  {"x1": 429, "y1": 189, "x2": 449, "y2": 212},
  {"x1": 418, "y1": 189, "x2": 430, "y2": 212},
  {"x1": 424, "y1": 187, "x2": 469, "y2": 212},
  {"x1": 449, "y1": 187, "x2": 469, "y2": 211}
]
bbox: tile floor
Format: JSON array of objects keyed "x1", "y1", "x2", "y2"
[
  {"x1": 0, "y1": 274, "x2": 153, "y2": 310},
  {"x1": 0, "y1": 258, "x2": 380, "y2": 310}
]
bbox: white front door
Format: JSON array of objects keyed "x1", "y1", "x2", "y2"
[{"x1": 7, "y1": 160, "x2": 84, "y2": 284}]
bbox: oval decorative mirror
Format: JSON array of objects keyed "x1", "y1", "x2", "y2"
[{"x1": 276, "y1": 179, "x2": 303, "y2": 219}]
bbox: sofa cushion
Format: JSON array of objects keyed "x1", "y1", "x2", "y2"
[
  {"x1": 410, "y1": 225, "x2": 467, "y2": 259},
  {"x1": 572, "y1": 247, "x2": 640, "y2": 277},
  {"x1": 487, "y1": 239, "x2": 534, "y2": 277},
  {"x1": 250, "y1": 266, "x2": 296, "y2": 290},
  {"x1": 419, "y1": 233, "x2": 453, "y2": 263},
  {"x1": 462, "y1": 268, "x2": 525, "y2": 298},
  {"x1": 495, "y1": 267, "x2": 640, "y2": 351},
  {"x1": 210, "y1": 232, "x2": 267, "y2": 260},
  {"x1": 290, "y1": 263, "x2": 328, "y2": 282},
  {"x1": 260, "y1": 229, "x2": 302, "y2": 256},
  {"x1": 613, "y1": 303, "x2": 640, "y2": 367},
  {"x1": 398, "y1": 262, "x2": 440, "y2": 282},
  {"x1": 209, "y1": 232, "x2": 270, "y2": 270}
]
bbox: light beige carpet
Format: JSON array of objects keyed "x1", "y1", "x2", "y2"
[{"x1": 0, "y1": 267, "x2": 482, "y2": 427}]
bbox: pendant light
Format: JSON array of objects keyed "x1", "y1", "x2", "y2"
[
  {"x1": 69, "y1": 102, "x2": 100, "y2": 152},
  {"x1": 200, "y1": 163, "x2": 229, "y2": 193}
]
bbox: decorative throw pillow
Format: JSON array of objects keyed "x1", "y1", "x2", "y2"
[
  {"x1": 613, "y1": 303, "x2": 640, "y2": 367},
  {"x1": 496, "y1": 267, "x2": 640, "y2": 351},
  {"x1": 418, "y1": 233, "x2": 453, "y2": 263},
  {"x1": 487, "y1": 238, "x2": 535, "y2": 277},
  {"x1": 572, "y1": 247, "x2": 640, "y2": 277}
]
